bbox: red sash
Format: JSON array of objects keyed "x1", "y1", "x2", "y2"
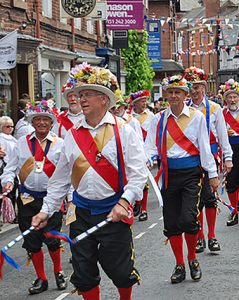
[
  {"x1": 57, "y1": 111, "x2": 74, "y2": 137},
  {"x1": 141, "y1": 127, "x2": 147, "y2": 140},
  {"x1": 167, "y1": 115, "x2": 199, "y2": 155},
  {"x1": 223, "y1": 109, "x2": 239, "y2": 134},
  {"x1": 71, "y1": 126, "x2": 125, "y2": 193},
  {"x1": 26, "y1": 135, "x2": 56, "y2": 178}
]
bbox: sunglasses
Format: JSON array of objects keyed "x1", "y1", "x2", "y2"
[{"x1": 4, "y1": 125, "x2": 14, "y2": 128}]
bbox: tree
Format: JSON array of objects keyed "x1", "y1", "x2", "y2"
[{"x1": 121, "y1": 30, "x2": 155, "y2": 94}]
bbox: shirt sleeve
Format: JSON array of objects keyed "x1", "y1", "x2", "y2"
[
  {"x1": 198, "y1": 114, "x2": 218, "y2": 179},
  {"x1": 0, "y1": 142, "x2": 19, "y2": 185},
  {"x1": 144, "y1": 114, "x2": 160, "y2": 163},
  {"x1": 215, "y1": 106, "x2": 233, "y2": 161},
  {"x1": 120, "y1": 125, "x2": 148, "y2": 204},
  {"x1": 41, "y1": 138, "x2": 72, "y2": 216}
]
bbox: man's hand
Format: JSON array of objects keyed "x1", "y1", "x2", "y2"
[
  {"x1": 3, "y1": 182, "x2": 13, "y2": 193},
  {"x1": 32, "y1": 212, "x2": 49, "y2": 230},
  {"x1": 224, "y1": 160, "x2": 233, "y2": 174},
  {"x1": 209, "y1": 177, "x2": 220, "y2": 193},
  {"x1": 0, "y1": 147, "x2": 6, "y2": 158},
  {"x1": 107, "y1": 199, "x2": 129, "y2": 222}
]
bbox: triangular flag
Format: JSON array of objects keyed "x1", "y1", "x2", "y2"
[
  {"x1": 225, "y1": 18, "x2": 230, "y2": 25},
  {"x1": 167, "y1": 17, "x2": 171, "y2": 23},
  {"x1": 181, "y1": 18, "x2": 187, "y2": 23},
  {"x1": 228, "y1": 24, "x2": 234, "y2": 29},
  {"x1": 160, "y1": 19, "x2": 165, "y2": 27},
  {"x1": 202, "y1": 18, "x2": 207, "y2": 24}
]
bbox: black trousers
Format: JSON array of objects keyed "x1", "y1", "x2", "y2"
[
  {"x1": 199, "y1": 171, "x2": 217, "y2": 210},
  {"x1": 162, "y1": 167, "x2": 202, "y2": 238},
  {"x1": 226, "y1": 144, "x2": 239, "y2": 193},
  {"x1": 17, "y1": 196, "x2": 62, "y2": 253},
  {"x1": 70, "y1": 208, "x2": 140, "y2": 292}
]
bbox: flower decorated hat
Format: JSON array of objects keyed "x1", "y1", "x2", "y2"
[
  {"x1": 183, "y1": 66, "x2": 208, "y2": 86},
  {"x1": 115, "y1": 95, "x2": 130, "y2": 108},
  {"x1": 162, "y1": 75, "x2": 191, "y2": 92},
  {"x1": 218, "y1": 78, "x2": 239, "y2": 100},
  {"x1": 71, "y1": 62, "x2": 121, "y2": 108},
  {"x1": 27, "y1": 100, "x2": 59, "y2": 124},
  {"x1": 130, "y1": 90, "x2": 150, "y2": 104},
  {"x1": 62, "y1": 77, "x2": 78, "y2": 100}
]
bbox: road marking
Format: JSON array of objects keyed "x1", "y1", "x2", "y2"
[
  {"x1": 134, "y1": 232, "x2": 145, "y2": 239},
  {"x1": 148, "y1": 223, "x2": 158, "y2": 229},
  {"x1": 159, "y1": 216, "x2": 163, "y2": 221},
  {"x1": 55, "y1": 293, "x2": 69, "y2": 300}
]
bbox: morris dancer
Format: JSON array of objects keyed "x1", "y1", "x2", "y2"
[
  {"x1": 145, "y1": 75, "x2": 219, "y2": 284},
  {"x1": 184, "y1": 67, "x2": 233, "y2": 253},
  {"x1": 219, "y1": 79, "x2": 239, "y2": 226},
  {"x1": 52, "y1": 72, "x2": 83, "y2": 139},
  {"x1": 130, "y1": 90, "x2": 155, "y2": 221},
  {"x1": 1, "y1": 101, "x2": 67, "y2": 295},
  {"x1": 32, "y1": 63, "x2": 148, "y2": 300}
]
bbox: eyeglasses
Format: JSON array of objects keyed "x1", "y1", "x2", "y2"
[
  {"x1": 79, "y1": 92, "x2": 103, "y2": 99},
  {"x1": 4, "y1": 125, "x2": 14, "y2": 128}
]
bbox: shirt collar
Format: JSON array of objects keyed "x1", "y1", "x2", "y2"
[
  {"x1": 168, "y1": 104, "x2": 190, "y2": 119},
  {"x1": 67, "y1": 110, "x2": 82, "y2": 117},
  {"x1": 190, "y1": 97, "x2": 206, "y2": 108},
  {"x1": 76, "y1": 111, "x2": 115, "y2": 130},
  {"x1": 29, "y1": 131, "x2": 55, "y2": 142},
  {"x1": 132, "y1": 108, "x2": 148, "y2": 115}
]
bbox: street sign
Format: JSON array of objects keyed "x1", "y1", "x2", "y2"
[
  {"x1": 106, "y1": 0, "x2": 144, "y2": 30},
  {"x1": 113, "y1": 30, "x2": 128, "y2": 48},
  {"x1": 146, "y1": 20, "x2": 162, "y2": 69}
]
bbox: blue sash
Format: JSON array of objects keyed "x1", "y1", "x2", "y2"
[
  {"x1": 168, "y1": 155, "x2": 200, "y2": 169},
  {"x1": 19, "y1": 185, "x2": 47, "y2": 198}
]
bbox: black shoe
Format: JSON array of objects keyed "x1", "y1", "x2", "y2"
[
  {"x1": 55, "y1": 271, "x2": 67, "y2": 290},
  {"x1": 208, "y1": 238, "x2": 220, "y2": 252},
  {"x1": 170, "y1": 264, "x2": 186, "y2": 284},
  {"x1": 133, "y1": 203, "x2": 141, "y2": 217},
  {"x1": 227, "y1": 213, "x2": 238, "y2": 226},
  {"x1": 28, "y1": 278, "x2": 48, "y2": 295},
  {"x1": 139, "y1": 211, "x2": 148, "y2": 221},
  {"x1": 69, "y1": 257, "x2": 72, "y2": 264},
  {"x1": 196, "y1": 238, "x2": 206, "y2": 253},
  {"x1": 188, "y1": 259, "x2": 202, "y2": 281}
]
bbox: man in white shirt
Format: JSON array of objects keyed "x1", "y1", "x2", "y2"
[
  {"x1": 32, "y1": 64, "x2": 148, "y2": 300},
  {"x1": 184, "y1": 67, "x2": 233, "y2": 253},
  {"x1": 220, "y1": 79, "x2": 239, "y2": 226},
  {"x1": 1, "y1": 101, "x2": 67, "y2": 295},
  {"x1": 145, "y1": 75, "x2": 219, "y2": 284},
  {"x1": 52, "y1": 78, "x2": 83, "y2": 139},
  {"x1": 130, "y1": 90, "x2": 155, "y2": 221}
]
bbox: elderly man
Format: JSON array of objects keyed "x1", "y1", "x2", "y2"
[
  {"x1": 52, "y1": 78, "x2": 83, "y2": 138},
  {"x1": 130, "y1": 90, "x2": 155, "y2": 221},
  {"x1": 184, "y1": 67, "x2": 233, "y2": 253},
  {"x1": 1, "y1": 102, "x2": 67, "y2": 295},
  {"x1": 145, "y1": 75, "x2": 219, "y2": 284},
  {"x1": 32, "y1": 63, "x2": 148, "y2": 300},
  {"x1": 220, "y1": 79, "x2": 239, "y2": 226}
]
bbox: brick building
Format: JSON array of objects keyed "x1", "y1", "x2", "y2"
[{"x1": 0, "y1": 0, "x2": 109, "y2": 121}]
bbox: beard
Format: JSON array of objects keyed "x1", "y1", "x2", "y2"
[{"x1": 228, "y1": 103, "x2": 239, "y2": 111}]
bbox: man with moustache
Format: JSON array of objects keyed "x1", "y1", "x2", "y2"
[
  {"x1": 184, "y1": 67, "x2": 233, "y2": 253},
  {"x1": 220, "y1": 79, "x2": 239, "y2": 226},
  {"x1": 31, "y1": 63, "x2": 148, "y2": 300}
]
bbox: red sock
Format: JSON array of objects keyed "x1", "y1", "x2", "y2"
[
  {"x1": 49, "y1": 248, "x2": 62, "y2": 273},
  {"x1": 31, "y1": 249, "x2": 47, "y2": 280},
  {"x1": 197, "y1": 211, "x2": 204, "y2": 239},
  {"x1": 80, "y1": 286, "x2": 100, "y2": 300},
  {"x1": 117, "y1": 287, "x2": 132, "y2": 300},
  {"x1": 169, "y1": 235, "x2": 184, "y2": 265},
  {"x1": 185, "y1": 233, "x2": 198, "y2": 261},
  {"x1": 141, "y1": 190, "x2": 148, "y2": 212},
  {"x1": 205, "y1": 207, "x2": 216, "y2": 240},
  {"x1": 228, "y1": 191, "x2": 238, "y2": 214}
]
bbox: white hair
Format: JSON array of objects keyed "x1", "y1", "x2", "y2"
[{"x1": 0, "y1": 116, "x2": 14, "y2": 132}]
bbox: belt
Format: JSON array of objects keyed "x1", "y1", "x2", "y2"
[
  {"x1": 168, "y1": 155, "x2": 200, "y2": 169},
  {"x1": 229, "y1": 136, "x2": 239, "y2": 145}
]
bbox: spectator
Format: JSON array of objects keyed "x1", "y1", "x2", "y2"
[{"x1": 17, "y1": 98, "x2": 28, "y2": 121}]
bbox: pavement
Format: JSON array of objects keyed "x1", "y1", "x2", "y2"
[{"x1": 0, "y1": 222, "x2": 18, "y2": 236}]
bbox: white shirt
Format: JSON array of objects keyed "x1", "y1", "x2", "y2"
[
  {"x1": 122, "y1": 112, "x2": 143, "y2": 142},
  {"x1": 145, "y1": 104, "x2": 218, "y2": 179},
  {"x1": 14, "y1": 117, "x2": 34, "y2": 140},
  {"x1": 131, "y1": 108, "x2": 155, "y2": 133},
  {"x1": 1, "y1": 131, "x2": 64, "y2": 192},
  {"x1": 188, "y1": 98, "x2": 233, "y2": 161},
  {"x1": 52, "y1": 110, "x2": 83, "y2": 139},
  {"x1": 41, "y1": 111, "x2": 148, "y2": 216},
  {"x1": 0, "y1": 133, "x2": 17, "y2": 164}
]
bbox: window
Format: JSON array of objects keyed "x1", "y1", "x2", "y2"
[
  {"x1": 190, "y1": 32, "x2": 196, "y2": 48},
  {"x1": 200, "y1": 54, "x2": 205, "y2": 69},
  {"x1": 42, "y1": 0, "x2": 52, "y2": 18},
  {"x1": 60, "y1": 0, "x2": 67, "y2": 24},
  {"x1": 87, "y1": 20, "x2": 94, "y2": 34},
  {"x1": 12, "y1": 0, "x2": 27, "y2": 10},
  {"x1": 75, "y1": 18, "x2": 82, "y2": 30},
  {"x1": 199, "y1": 30, "x2": 204, "y2": 47},
  {"x1": 192, "y1": 54, "x2": 196, "y2": 66}
]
